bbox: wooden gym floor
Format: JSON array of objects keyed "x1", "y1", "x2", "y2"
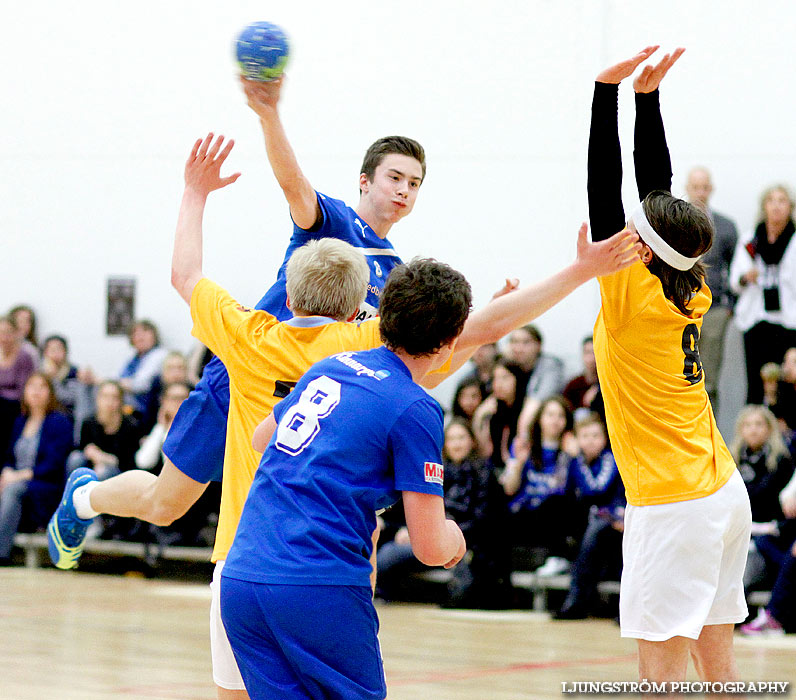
[{"x1": 2, "y1": 568, "x2": 793, "y2": 699}]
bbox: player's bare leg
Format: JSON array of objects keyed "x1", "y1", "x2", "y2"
[
  {"x1": 89, "y1": 458, "x2": 208, "y2": 526},
  {"x1": 637, "y1": 637, "x2": 689, "y2": 697},
  {"x1": 217, "y1": 686, "x2": 249, "y2": 700},
  {"x1": 689, "y1": 624, "x2": 740, "y2": 699}
]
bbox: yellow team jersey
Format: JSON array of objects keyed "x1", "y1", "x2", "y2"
[
  {"x1": 190, "y1": 278, "x2": 382, "y2": 562},
  {"x1": 593, "y1": 261, "x2": 736, "y2": 506}
]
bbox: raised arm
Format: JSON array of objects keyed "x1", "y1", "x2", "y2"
[
  {"x1": 240, "y1": 77, "x2": 320, "y2": 230},
  {"x1": 589, "y1": 47, "x2": 658, "y2": 241},
  {"x1": 632, "y1": 49, "x2": 685, "y2": 200},
  {"x1": 171, "y1": 134, "x2": 241, "y2": 304}
]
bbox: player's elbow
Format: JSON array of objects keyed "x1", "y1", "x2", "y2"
[{"x1": 410, "y1": 538, "x2": 449, "y2": 567}]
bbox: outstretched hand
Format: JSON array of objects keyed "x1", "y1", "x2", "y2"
[
  {"x1": 633, "y1": 48, "x2": 685, "y2": 93},
  {"x1": 241, "y1": 75, "x2": 284, "y2": 118},
  {"x1": 576, "y1": 223, "x2": 641, "y2": 277},
  {"x1": 596, "y1": 46, "x2": 659, "y2": 84},
  {"x1": 185, "y1": 133, "x2": 241, "y2": 196},
  {"x1": 491, "y1": 277, "x2": 520, "y2": 301}
]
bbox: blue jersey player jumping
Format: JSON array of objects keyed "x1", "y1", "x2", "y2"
[
  {"x1": 220, "y1": 258, "x2": 472, "y2": 700},
  {"x1": 46, "y1": 72, "x2": 427, "y2": 549}
]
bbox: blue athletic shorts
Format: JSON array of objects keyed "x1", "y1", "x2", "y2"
[
  {"x1": 220, "y1": 577, "x2": 386, "y2": 700},
  {"x1": 162, "y1": 360, "x2": 230, "y2": 483}
]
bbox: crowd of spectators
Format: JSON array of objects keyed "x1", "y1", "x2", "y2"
[
  {"x1": 3, "y1": 171, "x2": 796, "y2": 632},
  {"x1": 0, "y1": 311, "x2": 218, "y2": 565}
]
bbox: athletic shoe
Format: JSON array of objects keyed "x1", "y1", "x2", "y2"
[
  {"x1": 739, "y1": 608, "x2": 784, "y2": 637},
  {"x1": 535, "y1": 556, "x2": 571, "y2": 577},
  {"x1": 47, "y1": 467, "x2": 98, "y2": 570}
]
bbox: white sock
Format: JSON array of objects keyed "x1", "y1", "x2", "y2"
[{"x1": 73, "y1": 482, "x2": 100, "y2": 520}]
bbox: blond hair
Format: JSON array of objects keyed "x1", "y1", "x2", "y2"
[
  {"x1": 286, "y1": 239, "x2": 369, "y2": 320},
  {"x1": 729, "y1": 404, "x2": 789, "y2": 472}
]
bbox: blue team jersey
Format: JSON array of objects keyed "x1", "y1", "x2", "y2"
[
  {"x1": 222, "y1": 346, "x2": 445, "y2": 587},
  {"x1": 198, "y1": 191, "x2": 403, "y2": 397}
]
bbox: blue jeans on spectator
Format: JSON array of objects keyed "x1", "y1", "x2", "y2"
[{"x1": 0, "y1": 480, "x2": 29, "y2": 559}]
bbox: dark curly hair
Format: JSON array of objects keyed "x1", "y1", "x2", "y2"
[{"x1": 379, "y1": 258, "x2": 471, "y2": 357}]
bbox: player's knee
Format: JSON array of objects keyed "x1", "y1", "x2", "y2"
[{"x1": 145, "y1": 492, "x2": 190, "y2": 527}]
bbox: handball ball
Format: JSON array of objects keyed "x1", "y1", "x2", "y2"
[{"x1": 235, "y1": 21, "x2": 290, "y2": 82}]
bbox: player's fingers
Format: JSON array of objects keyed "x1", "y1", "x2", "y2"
[
  {"x1": 198, "y1": 133, "x2": 214, "y2": 159},
  {"x1": 189, "y1": 138, "x2": 203, "y2": 162},
  {"x1": 218, "y1": 138, "x2": 235, "y2": 162},
  {"x1": 207, "y1": 135, "x2": 225, "y2": 160}
]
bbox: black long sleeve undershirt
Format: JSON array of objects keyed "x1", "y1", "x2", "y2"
[{"x1": 587, "y1": 82, "x2": 673, "y2": 243}]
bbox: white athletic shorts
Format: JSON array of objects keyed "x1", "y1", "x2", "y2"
[
  {"x1": 620, "y1": 469, "x2": 751, "y2": 641},
  {"x1": 209, "y1": 559, "x2": 246, "y2": 690}
]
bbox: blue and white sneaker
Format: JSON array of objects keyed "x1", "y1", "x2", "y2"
[{"x1": 47, "y1": 467, "x2": 98, "y2": 570}]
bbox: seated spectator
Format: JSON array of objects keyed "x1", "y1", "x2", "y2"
[
  {"x1": 449, "y1": 376, "x2": 483, "y2": 426},
  {"x1": 135, "y1": 382, "x2": 192, "y2": 471},
  {"x1": 463, "y1": 342, "x2": 498, "y2": 398},
  {"x1": 68, "y1": 380, "x2": 141, "y2": 480},
  {"x1": 9, "y1": 304, "x2": 40, "y2": 366},
  {"x1": 731, "y1": 405, "x2": 795, "y2": 593},
  {"x1": 0, "y1": 315, "x2": 36, "y2": 453},
  {"x1": 472, "y1": 358, "x2": 529, "y2": 470},
  {"x1": 761, "y1": 362, "x2": 782, "y2": 410},
  {"x1": 0, "y1": 373, "x2": 71, "y2": 564},
  {"x1": 117, "y1": 320, "x2": 169, "y2": 415},
  {"x1": 554, "y1": 413, "x2": 625, "y2": 619},
  {"x1": 741, "y1": 469, "x2": 796, "y2": 635},
  {"x1": 138, "y1": 351, "x2": 193, "y2": 432},
  {"x1": 40, "y1": 335, "x2": 81, "y2": 418},
  {"x1": 376, "y1": 419, "x2": 495, "y2": 606},
  {"x1": 68, "y1": 380, "x2": 144, "y2": 540},
  {"x1": 500, "y1": 395, "x2": 576, "y2": 576},
  {"x1": 733, "y1": 405, "x2": 795, "y2": 524},
  {"x1": 505, "y1": 325, "x2": 564, "y2": 438},
  {"x1": 773, "y1": 347, "x2": 796, "y2": 438},
  {"x1": 561, "y1": 336, "x2": 600, "y2": 419}
]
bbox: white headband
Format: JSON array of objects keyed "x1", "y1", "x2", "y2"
[{"x1": 631, "y1": 205, "x2": 701, "y2": 271}]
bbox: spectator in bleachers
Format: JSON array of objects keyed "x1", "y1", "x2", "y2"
[
  {"x1": 376, "y1": 419, "x2": 495, "y2": 606},
  {"x1": 472, "y1": 358, "x2": 529, "y2": 470},
  {"x1": 9, "y1": 304, "x2": 40, "y2": 366},
  {"x1": 138, "y1": 351, "x2": 193, "y2": 433},
  {"x1": 117, "y1": 320, "x2": 169, "y2": 415},
  {"x1": 731, "y1": 405, "x2": 795, "y2": 595},
  {"x1": 730, "y1": 184, "x2": 796, "y2": 404},
  {"x1": 773, "y1": 347, "x2": 796, "y2": 438},
  {"x1": 0, "y1": 315, "x2": 36, "y2": 454},
  {"x1": 554, "y1": 413, "x2": 625, "y2": 619},
  {"x1": 761, "y1": 362, "x2": 782, "y2": 410},
  {"x1": 0, "y1": 372, "x2": 71, "y2": 564},
  {"x1": 449, "y1": 375, "x2": 483, "y2": 426},
  {"x1": 67, "y1": 380, "x2": 141, "y2": 480},
  {"x1": 505, "y1": 324, "x2": 564, "y2": 421},
  {"x1": 40, "y1": 335, "x2": 80, "y2": 419},
  {"x1": 68, "y1": 379, "x2": 144, "y2": 540},
  {"x1": 501, "y1": 395, "x2": 575, "y2": 577},
  {"x1": 135, "y1": 381, "x2": 192, "y2": 471},
  {"x1": 561, "y1": 336, "x2": 600, "y2": 419},
  {"x1": 463, "y1": 342, "x2": 498, "y2": 398},
  {"x1": 740, "y1": 469, "x2": 796, "y2": 635},
  {"x1": 684, "y1": 167, "x2": 739, "y2": 412}
]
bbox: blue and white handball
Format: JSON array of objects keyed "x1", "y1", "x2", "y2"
[{"x1": 235, "y1": 21, "x2": 290, "y2": 82}]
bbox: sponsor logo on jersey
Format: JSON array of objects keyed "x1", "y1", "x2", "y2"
[
  {"x1": 333, "y1": 352, "x2": 390, "y2": 380},
  {"x1": 235, "y1": 304, "x2": 253, "y2": 313},
  {"x1": 354, "y1": 218, "x2": 367, "y2": 237},
  {"x1": 424, "y1": 462, "x2": 444, "y2": 485}
]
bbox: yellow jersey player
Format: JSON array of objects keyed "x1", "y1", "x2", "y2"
[{"x1": 588, "y1": 47, "x2": 751, "y2": 688}]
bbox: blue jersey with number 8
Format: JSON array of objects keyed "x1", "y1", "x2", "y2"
[{"x1": 223, "y1": 346, "x2": 445, "y2": 587}]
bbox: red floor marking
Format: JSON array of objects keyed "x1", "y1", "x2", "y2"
[{"x1": 387, "y1": 653, "x2": 637, "y2": 686}]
